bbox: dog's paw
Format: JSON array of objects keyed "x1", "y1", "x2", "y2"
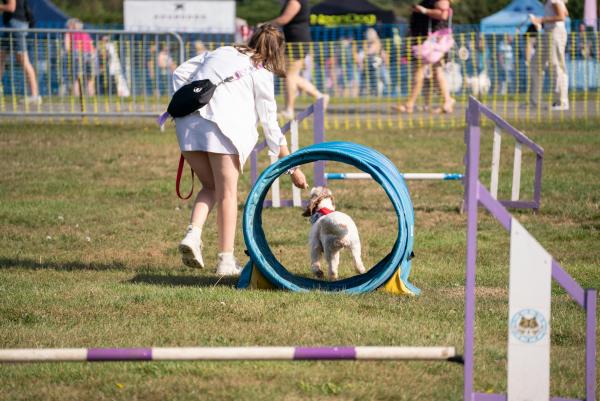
[
  {"x1": 311, "y1": 265, "x2": 324, "y2": 279},
  {"x1": 313, "y1": 269, "x2": 324, "y2": 279}
]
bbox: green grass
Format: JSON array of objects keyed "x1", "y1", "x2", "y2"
[{"x1": 0, "y1": 119, "x2": 598, "y2": 401}]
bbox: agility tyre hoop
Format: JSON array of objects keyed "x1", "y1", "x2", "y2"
[{"x1": 240, "y1": 141, "x2": 419, "y2": 294}]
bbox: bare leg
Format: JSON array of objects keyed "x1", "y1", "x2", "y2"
[
  {"x1": 395, "y1": 63, "x2": 426, "y2": 112},
  {"x1": 73, "y1": 77, "x2": 81, "y2": 97},
  {"x1": 285, "y1": 59, "x2": 324, "y2": 115},
  {"x1": 208, "y1": 153, "x2": 240, "y2": 253},
  {"x1": 0, "y1": 51, "x2": 7, "y2": 80},
  {"x1": 87, "y1": 78, "x2": 96, "y2": 96},
  {"x1": 181, "y1": 151, "x2": 216, "y2": 229},
  {"x1": 284, "y1": 59, "x2": 302, "y2": 114},
  {"x1": 15, "y1": 52, "x2": 39, "y2": 97},
  {"x1": 434, "y1": 64, "x2": 455, "y2": 112}
]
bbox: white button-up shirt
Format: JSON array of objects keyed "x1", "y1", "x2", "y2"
[{"x1": 172, "y1": 46, "x2": 286, "y2": 167}]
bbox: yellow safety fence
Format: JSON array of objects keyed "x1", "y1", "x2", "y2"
[{"x1": 1, "y1": 29, "x2": 599, "y2": 129}]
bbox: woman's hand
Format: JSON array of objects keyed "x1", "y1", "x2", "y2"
[
  {"x1": 530, "y1": 15, "x2": 543, "y2": 26},
  {"x1": 291, "y1": 169, "x2": 308, "y2": 189},
  {"x1": 414, "y1": 5, "x2": 427, "y2": 14}
]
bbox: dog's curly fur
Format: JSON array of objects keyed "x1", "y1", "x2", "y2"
[{"x1": 303, "y1": 187, "x2": 366, "y2": 280}]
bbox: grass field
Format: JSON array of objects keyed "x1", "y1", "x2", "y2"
[{"x1": 0, "y1": 117, "x2": 598, "y2": 401}]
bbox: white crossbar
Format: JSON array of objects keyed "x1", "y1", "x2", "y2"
[
  {"x1": 490, "y1": 125, "x2": 502, "y2": 199},
  {"x1": 291, "y1": 120, "x2": 302, "y2": 207},
  {"x1": 270, "y1": 155, "x2": 280, "y2": 208},
  {"x1": 0, "y1": 346, "x2": 458, "y2": 362}
]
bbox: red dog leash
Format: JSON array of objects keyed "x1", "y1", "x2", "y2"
[{"x1": 176, "y1": 154, "x2": 194, "y2": 200}]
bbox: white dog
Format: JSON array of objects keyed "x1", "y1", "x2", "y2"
[
  {"x1": 303, "y1": 187, "x2": 366, "y2": 280},
  {"x1": 465, "y1": 72, "x2": 491, "y2": 96}
]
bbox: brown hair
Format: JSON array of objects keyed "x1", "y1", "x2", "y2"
[{"x1": 236, "y1": 24, "x2": 286, "y2": 78}]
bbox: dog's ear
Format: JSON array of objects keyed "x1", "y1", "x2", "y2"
[
  {"x1": 302, "y1": 197, "x2": 317, "y2": 217},
  {"x1": 321, "y1": 187, "x2": 334, "y2": 208}
]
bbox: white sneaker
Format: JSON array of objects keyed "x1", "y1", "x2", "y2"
[
  {"x1": 318, "y1": 93, "x2": 330, "y2": 110},
  {"x1": 24, "y1": 96, "x2": 42, "y2": 106},
  {"x1": 215, "y1": 252, "x2": 242, "y2": 276},
  {"x1": 279, "y1": 109, "x2": 294, "y2": 120},
  {"x1": 178, "y1": 225, "x2": 204, "y2": 268}
]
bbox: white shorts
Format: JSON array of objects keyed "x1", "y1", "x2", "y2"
[{"x1": 175, "y1": 114, "x2": 238, "y2": 155}]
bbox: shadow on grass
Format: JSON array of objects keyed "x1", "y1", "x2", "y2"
[
  {"x1": 413, "y1": 204, "x2": 462, "y2": 213},
  {"x1": 0, "y1": 257, "x2": 127, "y2": 271},
  {"x1": 128, "y1": 273, "x2": 239, "y2": 288}
]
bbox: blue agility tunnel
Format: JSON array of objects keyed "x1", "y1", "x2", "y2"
[{"x1": 237, "y1": 141, "x2": 419, "y2": 295}]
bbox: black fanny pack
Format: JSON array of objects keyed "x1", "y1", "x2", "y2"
[
  {"x1": 167, "y1": 77, "x2": 233, "y2": 118},
  {"x1": 166, "y1": 63, "x2": 260, "y2": 118}
]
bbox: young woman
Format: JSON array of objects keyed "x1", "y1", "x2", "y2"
[
  {"x1": 394, "y1": 0, "x2": 455, "y2": 114},
  {"x1": 529, "y1": 0, "x2": 569, "y2": 110},
  {"x1": 270, "y1": 0, "x2": 329, "y2": 119},
  {"x1": 172, "y1": 24, "x2": 308, "y2": 276}
]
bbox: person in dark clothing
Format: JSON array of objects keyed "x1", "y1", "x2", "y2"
[
  {"x1": 0, "y1": 0, "x2": 40, "y2": 104},
  {"x1": 394, "y1": 0, "x2": 454, "y2": 114},
  {"x1": 269, "y1": 0, "x2": 328, "y2": 119}
]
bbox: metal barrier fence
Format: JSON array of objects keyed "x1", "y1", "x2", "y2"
[
  {"x1": 0, "y1": 28, "x2": 183, "y2": 117},
  {"x1": 1, "y1": 28, "x2": 599, "y2": 126}
]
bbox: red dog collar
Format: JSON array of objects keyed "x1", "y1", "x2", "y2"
[{"x1": 317, "y1": 207, "x2": 334, "y2": 215}]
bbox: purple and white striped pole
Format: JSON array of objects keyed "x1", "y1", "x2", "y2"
[{"x1": 0, "y1": 346, "x2": 460, "y2": 363}]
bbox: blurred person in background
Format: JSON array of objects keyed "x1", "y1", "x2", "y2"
[
  {"x1": 65, "y1": 18, "x2": 97, "y2": 97},
  {"x1": 0, "y1": 0, "x2": 41, "y2": 104},
  {"x1": 336, "y1": 37, "x2": 359, "y2": 97},
  {"x1": 359, "y1": 28, "x2": 389, "y2": 97},
  {"x1": 147, "y1": 43, "x2": 177, "y2": 96},
  {"x1": 529, "y1": 0, "x2": 569, "y2": 110},
  {"x1": 269, "y1": 0, "x2": 328, "y2": 119},
  {"x1": 576, "y1": 23, "x2": 594, "y2": 60},
  {"x1": 498, "y1": 35, "x2": 515, "y2": 95},
  {"x1": 97, "y1": 35, "x2": 129, "y2": 97},
  {"x1": 394, "y1": 0, "x2": 455, "y2": 114}
]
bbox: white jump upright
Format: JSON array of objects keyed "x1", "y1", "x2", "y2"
[
  {"x1": 490, "y1": 125, "x2": 502, "y2": 198},
  {"x1": 290, "y1": 119, "x2": 302, "y2": 207},
  {"x1": 490, "y1": 124, "x2": 525, "y2": 203},
  {"x1": 511, "y1": 142, "x2": 522, "y2": 202},
  {"x1": 268, "y1": 120, "x2": 301, "y2": 208}
]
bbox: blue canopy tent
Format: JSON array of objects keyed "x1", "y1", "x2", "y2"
[
  {"x1": 28, "y1": 0, "x2": 69, "y2": 28},
  {"x1": 481, "y1": 0, "x2": 570, "y2": 34}
]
